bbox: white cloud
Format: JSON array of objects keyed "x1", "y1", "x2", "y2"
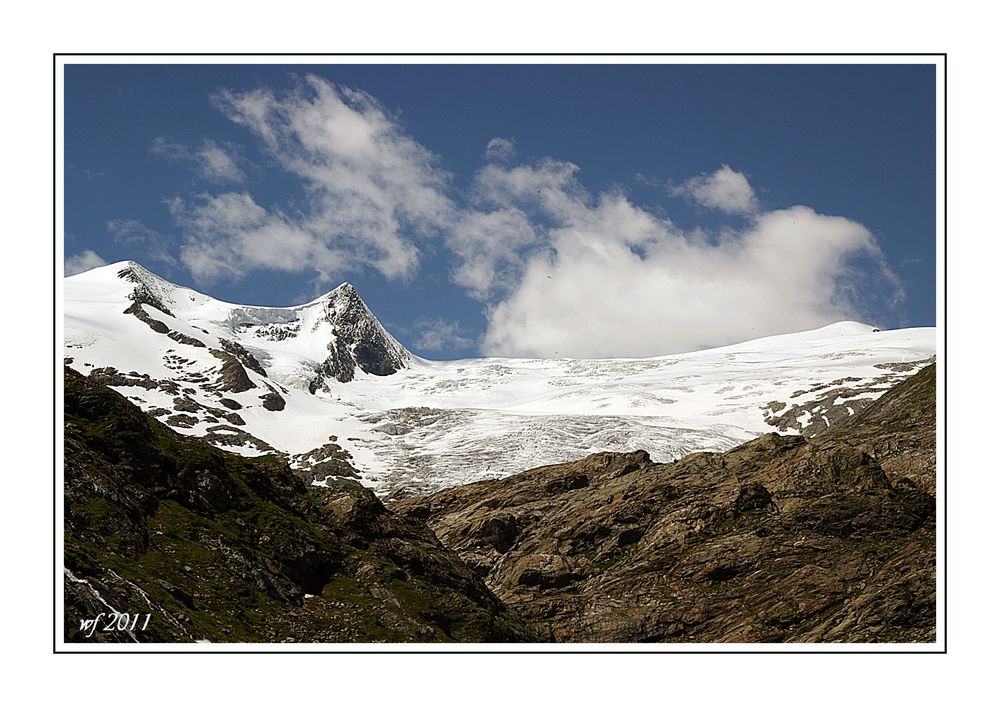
[
  {"x1": 170, "y1": 192, "x2": 344, "y2": 281},
  {"x1": 197, "y1": 143, "x2": 246, "y2": 183},
  {"x1": 474, "y1": 159, "x2": 902, "y2": 357},
  {"x1": 669, "y1": 164, "x2": 759, "y2": 215},
  {"x1": 189, "y1": 76, "x2": 455, "y2": 284},
  {"x1": 471, "y1": 158, "x2": 591, "y2": 221},
  {"x1": 107, "y1": 219, "x2": 177, "y2": 266},
  {"x1": 448, "y1": 207, "x2": 539, "y2": 299},
  {"x1": 151, "y1": 137, "x2": 246, "y2": 183},
  {"x1": 137, "y1": 78, "x2": 903, "y2": 358},
  {"x1": 65, "y1": 250, "x2": 107, "y2": 276},
  {"x1": 411, "y1": 318, "x2": 475, "y2": 353},
  {"x1": 485, "y1": 137, "x2": 516, "y2": 163}
]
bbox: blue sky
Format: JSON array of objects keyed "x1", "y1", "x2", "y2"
[{"x1": 64, "y1": 63, "x2": 936, "y2": 359}]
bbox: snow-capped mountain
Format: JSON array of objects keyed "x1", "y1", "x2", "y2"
[{"x1": 63, "y1": 261, "x2": 936, "y2": 497}]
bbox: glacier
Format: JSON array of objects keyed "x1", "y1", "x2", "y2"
[{"x1": 63, "y1": 261, "x2": 937, "y2": 497}]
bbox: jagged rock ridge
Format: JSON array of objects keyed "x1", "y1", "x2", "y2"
[{"x1": 309, "y1": 284, "x2": 410, "y2": 390}]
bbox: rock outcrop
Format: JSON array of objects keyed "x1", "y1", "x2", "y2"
[
  {"x1": 823, "y1": 363, "x2": 937, "y2": 492},
  {"x1": 309, "y1": 284, "x2": 409, "y2": 389}
]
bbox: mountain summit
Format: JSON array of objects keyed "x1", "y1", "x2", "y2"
[{"x1": 308, "y1": 282, "x2": 410, "y2": 390}]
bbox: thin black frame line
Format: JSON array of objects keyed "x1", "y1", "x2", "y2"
[
  {"x1": 54, "y1": 52, "x2": 946, "y2": 58},
  {"x1": 53, "y1": 50, "x2": 59, "y2": 657},
  {"x1": 52, "y1": 53, "x2": 947, "y2": 655},
  {"x1": 941, "y1": 52, "x2": 948, "y2": 656}
]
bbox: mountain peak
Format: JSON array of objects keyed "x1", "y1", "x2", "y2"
[
  {"x1": 302, "y1": 281, "x2": 358, "y2": 307},
  {"x1": 117, "y1": 259, "x2": 148, "y2": 272},
  {"x1": 310, "y1": 283, "x2": 410, "y2": 389},
  {"x1": 112, "y1": 260, "x2": 182, "y2": 316},
  {"x1": 102, "y1": 259, "x2": 163, "y2": 282},
  {"x1": 66, "y1": 261, "x2": 410, "y2": 391},
  {"x1": 326, "y1": 282, "x2": 364, "y2": 310}
]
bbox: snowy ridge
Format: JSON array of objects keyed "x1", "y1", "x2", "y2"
[{"x1": 64, "y1": 262, "x2": 936, "y2": 496}]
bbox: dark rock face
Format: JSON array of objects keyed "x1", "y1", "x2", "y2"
[
  {"x1": 88, "y1": 367, "x2": 158, "y2": 390},
  {"x1": 165, "y1": 396, "x2": 245, "y2": 428},
  {"x1": 290, "y1": 440, "x2": 360, "y2": 483},
  {"x1": 164, "y1": 413, "x2": 198, "y2": 428},
  {"x1": 172, "y1": 396, "x2": 200, "y2": 414},
  {"x1": 259, "y1": 385, "x2": 286, "y2": 411},
  {"x1": 220, "y1": 338, "x2": 267, "y2": 378},
  {"x1": 221, "y1": 411, "x2": 246, "y2": 426},
  {"x1": 733, "y1": 483, "x2": 775, "y2": 515},
  {"x1": 395, "y1": 365, "x2": 937, "y2": 643},
  {"x1": 310, "y1": 284, "x2": 409, "y2": 388},
  {"x1": 823, "y1": 364, "x2": 937, "y2": 493},
  {"x1": 469, "y1": 514, "x2": 521, "y2": 554},
  {"x1": 167, "y1": 330, "x2": 206, "y2": 348},
  {"x1": 123, "y1": 301, "x2": 169, "y2": 334},
  {"x1": 118, "y1": 265, "x2": 173, "y2": 316},
  {"x1": 209, "y1": 349, "x2": 256, "y2": 394},
  {"x1": 202, "y1": 425, "x2": 276, "y2": 454},
  {"x1": 63, "y1": 368, "x2": 535, "y2": 643}
]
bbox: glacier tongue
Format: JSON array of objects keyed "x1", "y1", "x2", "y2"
[{"x1": 64, "y1": 261, "x2": 937, "y2": 497}]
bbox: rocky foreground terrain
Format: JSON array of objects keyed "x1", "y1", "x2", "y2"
[
  {"x1": 63, "y1": 366, "x2": 535, "y2": 643},
  {"x1": 395, "y1": 364, "x2": 937, "y2": 642},
  {"x1": 64, "y1": 363, "x2": 936, "y2": 643}
]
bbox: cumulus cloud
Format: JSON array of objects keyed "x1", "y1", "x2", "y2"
[
  {"x1": 464, "y1": 156, "x2": 901, "y2": 357},
  {"x1": 151, "y1": 137, "x2": 246, "y2": 183},
  {"x1": 448, "y1": 207, "x2": 539, "y2": 299},
  {"x1": 669, "y1": 164, "x2": 759, "y2": 215},
  {"x1": 183, "y1": 76, "x2": 455, "y2": 284},
  {"x1": 65, "y1": 249, "x2": 107, "y2": 276},
  {"x1": 411, "y1": 318, "x2": 475, "y2": 353},
  {"x1": 485, "y1": 137, "x2": 516, "y2": 163},
  {"x1": 170, "y1": 192, "x2": 347, "y2": 281},
  {"x1": 107, "y1": 219, "x2": 177, "y2": 266}
]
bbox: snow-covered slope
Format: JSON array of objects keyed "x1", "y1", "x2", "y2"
[{"x1": 64, "y1": 261, "x2": 936, "y2": 497}]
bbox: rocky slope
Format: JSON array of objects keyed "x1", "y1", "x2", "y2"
[
  {"x1": 394, "y1": 364, "x2": 938, "y2": 643},
  {"x1": 63, "y1": 367, "x2": 534, "y2": 643},
  {"x1": 822, "y1": 363, "x2": 937, "y2": 493}
]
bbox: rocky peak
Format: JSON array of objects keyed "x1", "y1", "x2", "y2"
[
  {"x1": 309, "y1": 283, "x2": 410, "y2": 390},
  {"x1": 329, "y1": 281, "x2": 358, "y2": 297},
  {"x1": 116, "y1": 261, "x2": 177, "y2": 316}
]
